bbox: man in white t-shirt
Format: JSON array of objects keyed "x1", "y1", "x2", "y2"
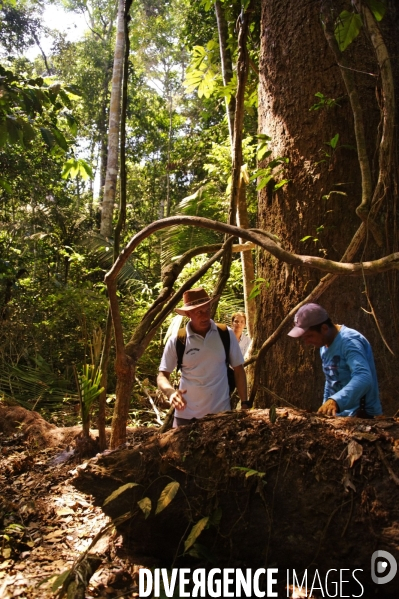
[{"x1": 157, "y1": 288, "x2": 249, "y2": 427}]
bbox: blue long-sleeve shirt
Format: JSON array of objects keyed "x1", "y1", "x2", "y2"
[{"x1": 320, "y1": 325, "x2": 382, "y2": 417}]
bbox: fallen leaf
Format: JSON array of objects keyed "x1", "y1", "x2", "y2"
[
  {"x1": 375, "y1": 421, "x2": 394, "y2": 429},
  {"x1": 56, "y1": 507, "x2": 75, "y2": 516},
  {"x1": 348, "y1": 440, "x2": 363, "y2": 467},
  {"x1": 43, "y1": 530, "x2": 65, "y2": 541},
  {"x1": 352, "y1": 432, "x2": 378, "y2": 442},
  {"x1": 343, "y1": 474, "x2": 356, "y2": 493}
]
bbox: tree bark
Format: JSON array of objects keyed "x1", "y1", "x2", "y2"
[
  {"x1": 212, "y1": 0, "x2": 256, "y2": 327},
  {"x1": 214, "y1": 0, "x2": 236, "y2": 140},
  {"x1": 100, "y1": 0, "x2": 126, "y2": 238},
  {"x1": 237, "y1": 181, "x2": 256, "y2": 338},
  {"x1": 253, "y1": 0, "x2": 399, "y2": 414}
]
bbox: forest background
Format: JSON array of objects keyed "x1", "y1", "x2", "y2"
[{"x1": 1, "y1": 0, "x2": 398, "y2": 443}]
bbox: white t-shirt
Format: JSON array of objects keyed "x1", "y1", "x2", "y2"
[
  {"x1": 159, "y1": 320, "x2": 244, "y2": 420},
  {"x1": 238, "y1": 333, "x2": 251, "y2": 358}
]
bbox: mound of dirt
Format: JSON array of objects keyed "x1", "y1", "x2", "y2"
[
  {"x1": 0, "y1": 405, "x2": 55, "y2": 437},
  {"x1": 0, "y1": 405, "x2": 88, "y2": 448},
  {"x1": 74, "y1": 408, "x2": 399, "y2": 597}
]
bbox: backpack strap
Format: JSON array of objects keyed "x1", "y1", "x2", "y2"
[
  {"x1": 175, "y1": 327, "x2": 187, "y2": 372},
  {"x1": 216, "y1": 323, "x2": 236, "y2": 395},
  {"x1": 215, "y1": 323, "x2": 230, "y2": 365}
]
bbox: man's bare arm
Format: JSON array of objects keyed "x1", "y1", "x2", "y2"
[
  {"x1": 157, "y1": 371, "x2": 187, "y2": 411},
  {"x1": 233, "y1": 364, "x2": 248, "y2": 409}
]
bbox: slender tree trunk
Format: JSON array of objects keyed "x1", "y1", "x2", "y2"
[
  {"x1": 213, "y1": 1, "x2": 256, "y2": 321},
  {"x1": 97, "y1": 311, "x2": 112, "y2": 451},
  {"x1": 98, "y1": 5, "x2": 131, "y2": 450},
  {"x1": 215, "y1": 0, "x2": 236, "y2": 140},
  {"x1": 100, "y1": 0, "x2": 126, "y2": 238},
  {"x1": 237, "y1": 182, "x2": 255, "y2": 338}
]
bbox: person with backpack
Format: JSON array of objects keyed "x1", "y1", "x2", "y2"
[{"x1": 157, "y1": 288, "x2": 249, "y2": 427}]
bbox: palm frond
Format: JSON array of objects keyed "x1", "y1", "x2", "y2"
[
  {"x1": 81, "y1": 232, "x2": 140, "y2": 285},
  {"x1": 161, "y1": 183, "x2": 227, "y2": 267},
  {"x1": 214, "y1": 289, "x2": 245, "y2": 324},
  {"x1": 0, "y1": 356, "x2": 76, "y2": 410}
]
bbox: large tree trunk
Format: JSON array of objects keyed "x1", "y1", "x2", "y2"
[{"x1": 253, "y1": 0, "x2": 399, "y2": 414}]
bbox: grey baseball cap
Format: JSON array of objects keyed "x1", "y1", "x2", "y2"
[{"x1": 288, "y1": 303, "x2": 329, "y2": 337}]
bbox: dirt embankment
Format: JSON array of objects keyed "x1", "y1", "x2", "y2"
[
  {"x1": 74, "y1": 408, "x2": 399, "y2": 597},
  {"x1": 0, "y1": 405, "x2": 82, "y2": 448}
]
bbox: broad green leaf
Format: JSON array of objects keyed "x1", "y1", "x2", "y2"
[
  {"x1": 49, "y1": 83, "x2": 61, "y2": 94},
  {"x1": 231, "y1": 466, "x2": 265, "y2": 478},
  {"x1": 40, "y1": 127, "x2": 55, "y2": 149},
  {"x1": 51, "y1": 128, "x2": 68, "y2": 152},
  {"x1": 198, "y1": 69, "x2": 217, "y2": 99},
  {"x1": 256, "y1": 174, "x2": 273, "y2": 191},
  {"x1": 250, "y1": 168, "x2": 269, "y2": 182},
  {"x1": 245, "y1": 469, "x2": 266, "y2": 478},
  {"x1": 184, "y1": 517, "x2": 209, "y2": 552},
  {"x1": 155, "y1": 481, "x2": 180, "y2": 515},
  {"x1": 334, "y1": 11, "x2": 363, "y2": 52},
  {"x1": 62, "y1": 158, "x2": 93, "y2": 180},
  {"x1": 103, "y1": 482, "x2": 139, "y2": 506},
  {"x1": 51, "y1": 569, "x2": 70, "y2": 592},
  {"x1": 329, "y1": 133, "x2": 339, "y2": 149},
  {"x1": 7, "y1": 117, "x2": 22, "y2": 145},
  {"x1": 257, "y1": 147, "x2": 272, "y2": 161},
  {"x1": 64, "y1": 84, "x2": 82, "y2": 98},
  {"x1": 365, "y1": 0, "x2": 386, "y2": 21},
  {"x1": 65, "y1": 113, "x2": 78, "y2": 136},
  {"x1": 137, "y1": 497, "x2": 152, "y2": 519},
  {"x1": 21, "y1": 120, "x2": 36, "y2": 145},
  {"x1": 273, "y1": 179, "x2": 289, "y2": 191},
  {"x1": 61, "y1": 161, "x2": 74, "y2": 179},
  {"x1": 208, "y1": 507, "x2": 222, "y2": 527},
  {"x1": 58, "y1": 89, "x2": 72, "y2": 109},
  {"x1": 0, "y1": 178, "x2": 11, "y2": 193},
  {"x1": 79, "y1": 159, "x2": 94, "y2": 180},
  {"x1": 248, "y1": 287, "x2": 261, "y2": 300},
  {"x1": 5, "y1": 522, "x2": 25, "y2": 531}
]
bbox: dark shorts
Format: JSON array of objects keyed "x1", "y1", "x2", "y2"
[{"x1": 173, "y1": 416, "x2": 197, "y2": 428}]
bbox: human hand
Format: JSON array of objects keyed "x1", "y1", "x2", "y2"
[
  {"x1": 169, "y1": 389, "x2": 187, "y2": 411},
  {"x1": 317, "y1": 398, "x2": 338, "y2": 417}
]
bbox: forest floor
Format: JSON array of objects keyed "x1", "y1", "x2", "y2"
[
  {"x1": 0, "y1": 405, "x2": 154, "y2": 599},
  {"x1": 2, "y1": 404, "x2": 399, "y2": 598}
]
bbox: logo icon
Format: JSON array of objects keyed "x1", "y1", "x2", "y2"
[{"x1": 371, "y1": 550, "x2": 397, "y2": 584}]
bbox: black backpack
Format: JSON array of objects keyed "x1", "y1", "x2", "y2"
[{"x1": 175, "y1": 324, "x2": 236, "y2": 395}]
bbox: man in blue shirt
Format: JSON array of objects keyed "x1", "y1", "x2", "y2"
[{"x1": 288, "y1": 303, "x2": 382, "y2": 418}]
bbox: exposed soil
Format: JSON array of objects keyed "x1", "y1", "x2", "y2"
[{"x1": 75, "y1": 408, "x2": 399, "y2": 597}]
